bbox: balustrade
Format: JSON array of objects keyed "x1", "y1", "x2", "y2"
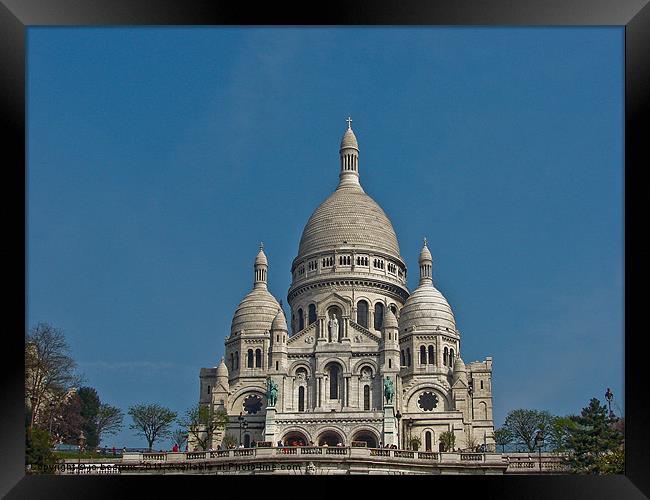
[{"x1": 460, "y1": 453, "x2": 484, "y2": 461}]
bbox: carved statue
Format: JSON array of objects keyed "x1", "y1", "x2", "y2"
[
  {"x1": 332, "y1": 315, "x2": 339, "y2": 341},
  {"x1": 266, "y1": 378, "x2": 279, "y2": 407},
  {"x1": 383, "y1": 376, "x2": 394, "y2": 404}
]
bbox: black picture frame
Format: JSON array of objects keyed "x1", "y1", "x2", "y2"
[{"x1": 2, "y1": 0, "x2": 647, "y2": 497}]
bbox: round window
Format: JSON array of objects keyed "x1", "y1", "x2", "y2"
[
  {"x1": 243, "y1": 394, "x2": 263, "y2": 414},
  {"x1": 417, "y1": 391, "x2": 438, "y2": 412}
]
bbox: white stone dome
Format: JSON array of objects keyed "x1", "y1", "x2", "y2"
[
  {"x1": 230, "y1": 287, "x2": 280, "y2": 336},
  {"x1": 399, "y1": 283, "x2": 457, "y2": 333},
  {"x1": 271, "y1": 309, "x2": 288, "y2": 331},
  {"x1": 297, "y1": 185, "x2": 402, "y2": 260},
  {"x1": 216, "y1": 357, "x2": 229, "y2": 378}
]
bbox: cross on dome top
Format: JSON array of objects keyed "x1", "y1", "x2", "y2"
[{"x1": 346, "y1": 116, "x2": 353, "y2": 129}]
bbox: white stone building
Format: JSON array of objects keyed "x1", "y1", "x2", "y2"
[{"x1": 196, "y1": 121, "x2": 495, "y2": 453}]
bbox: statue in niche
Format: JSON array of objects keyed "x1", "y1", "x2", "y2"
[{"x1": 328, "y1": 312, "x2": 340, "y2": 342}]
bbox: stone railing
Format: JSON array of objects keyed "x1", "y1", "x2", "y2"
[
  {"x1": 460, "y1": 453, "x2": 484, "y2": 461},
  {"x1": 416, "y1": 452, "x2": 439, "y2": 460},
  {"x1": 393, "y1": 451, "x2": 415, "y2": 459},
  {"x1": 142, "y1": 453, "x2": 167, "y2": 461},
  {"x1": 503, "y1": 453, "x2": 570, "y2": 474}
]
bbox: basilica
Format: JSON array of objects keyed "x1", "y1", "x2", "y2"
[{"x1": 196, "y1": 121, "x2": 495, "y2": 453}]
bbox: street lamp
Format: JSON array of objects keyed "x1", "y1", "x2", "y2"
[
  {"x1": 77, "y1": 431, "x2": 86, "y2": 475},
  {"x1": 395, "y1": 411, "x2": 402, "y2": 449},
  {"x1": 238, "y1": 412, "x2": 248, "y2": 447},
  {"x1": 605, "y1": 388, "x2": 614, "y2": 419},
  {"x1": 534, "y1": 430, "x2": 545, "y2": 474}
]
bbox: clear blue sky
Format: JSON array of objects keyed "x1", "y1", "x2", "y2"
[{"x1": 27, "y1": 27, "x2": 623, "y2": 449}]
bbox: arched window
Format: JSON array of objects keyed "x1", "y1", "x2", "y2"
[
  {"x1": 449, "y1": 348, "x2": 455, "y2": 367},
  {"x1": 207, "y1": 385, "x2": 211, "y2": 394},
  {"x1": 244, "y1": 434, "x2": 251, "y2": 448},
  {"x1": 390, "y1": 304, "x2": 397, "y2": 316},
  {"x1": 247, "y1": 349, "x2": 254, "y2": 368},
  {"x1": 443, "y1": 347, "x2": 448, "y2": 366},
  {"x1": 401, "y1": 350, "x2": 405, "y2": 367},
  {"x1": 428, "y1": 345, "x2": 435, "y2": 365},
  {"x1": 329, "y1": 364, "x2": 340, "y2": 399},
  {"x1": 298, "y1": 386, "x2": 305, "y2": 412},
  {"x1": 425, "y1": 431, "x2": 432, "y2": 452},
  {"x1": 420, "y1": 345, "x2": 427, "y2": 365},
  {"x1": 364, "y1": 385, "x2": 370, "y2": 410},
  {"x1": 478, "y1": 401, "x2": 487, "y2": 420},
  {"x1": 407, "y1": 348, "x2": 411, "y2": 367},
  {"x1": 374, "y1": 302, "x2": 384, "y2": 331},
  {"x1": 357, "y1": 300, "x2": 369, "y2": 328},
  {"x1": 235, "y1": 352, "x2": 239, "y2": 370},
  {"x1": 388, "y1": 359, "x2": 392, "y2": 368},
  {"x1": 298, "y1": 308, "x2": 304, "y2": 331},
  {"x1": 255, "y1": 348, "x2": 262, "y2": 368},
  {"x1": 480, "y1": 380, "x2": 484, "y2": 390},
  {"x1": 308, "y1": 304, "x2": 317, "y2": 325},
  {"x1": 230, "y1": 353, "x2": 235, "y2": 370}
]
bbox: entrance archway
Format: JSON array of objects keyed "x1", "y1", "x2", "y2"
[
  {"x1": 352, "y1": 430, "x2": 378, "y2": 448},
  {"x1": 282, "y1": 431, "x2": 309, "y2": 447},
  {"x1": 317, "y1": 430, "x2": 345, "y2": 447}
]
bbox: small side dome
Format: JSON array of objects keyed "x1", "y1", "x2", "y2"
[
  {"x1": 271, "y1": 309, "x2": 288, "y2": 332},
  {"x1": 383, "y1": 307, "x2": 399, "y2": 330},
  {"x1": 216, "y1": 357, "x2": 229, "y2": 378},
  {"x1": 453, "y1": 356, "x2": 466, "y2": 373},
  {"x1": 453, "y1": 356, "x2": 467, "y2": 384}
]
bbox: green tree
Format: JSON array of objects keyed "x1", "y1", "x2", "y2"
[
  {"x1": 439, "y1": 431, "x2": 456, "y2": 452},
  {"x1": 77, "y1": 387, "x2": 100, "y2": 448},
  {"x1": 565, "y1": 398, "x2": 624, "y2": 474},
  {"x1": 128, "y1": 404, "x2": 177, "y2": 451},
  {"x1": 547, "y1": 416, "x2": 578, "y2": 452},
  {"x1": 96, "y1": 404, "x2": 124, "y2": 446},
  {"x1": 503, "y1": 409, "x2": 553, "y2": 452},
  {"x1": 492, "y1": 428, "x2": 513, "y2": 453},
  {"x1": 180, "y1": 403, "x2": 229, "y2": 451},
  {"x1": 26, "y1": 427, "x2": 55, "y2": 474}
]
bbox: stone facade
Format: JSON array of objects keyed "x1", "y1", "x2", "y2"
[{"x1": 194, "y1": 121, "x2": 495, "y2": 454}]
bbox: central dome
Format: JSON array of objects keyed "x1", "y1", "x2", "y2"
[{"x1": 297, "y1": 185, "x2": 402, "y2": 260}]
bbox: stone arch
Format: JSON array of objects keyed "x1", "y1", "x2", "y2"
[
  {"x1": 318, "y1": 357, "x2": 348, "y2": 373},
  {"x1": 230, "y1": 386, "x2": 266, "y2": 413},
  {"x1": 316, "y1": 426, "x2": 346, "y2": 446},
  {"x1": 352, "y1": 359, "x2": 379, "y2": 376},
  {"x1": 281, "y1": 426, "x2": 312, "y2": 446},
  {"x1": 404, "y1": 382, "x2": 451, "y2": 412},
  {"x1": 289, "y1": 360, "x2": 312, "y2": 377},
  {"x1": 317, "y1": 293, "x2": 351, "y2": 318},
  {"x1": 351, "y1": 426, "x2": 380, "y2": 448},
  {"x1": 421, "y1": 428, "x2": 435, "y2": 451},
  {"x1": 477, "y1": 401, "x2": 488, "y2": 420}
]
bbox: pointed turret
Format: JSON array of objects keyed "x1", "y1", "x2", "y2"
[
  {"x1": 254, "y1": 242, "x2": 268, "y2": 289},
  {"x1": 419, "y1": 237, "x2": 433, "y2": 286},
  {"x1": 338, "y1": 116, "x2": 361, "y2": 189}
]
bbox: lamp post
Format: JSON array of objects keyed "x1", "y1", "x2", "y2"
[
  {"x1": 77, "y1": 431, "x2": 86, "y2": 475},
  {"x1": 238, "y1": 412, "x2": 248, "y2": 446},
  {"x1": 395, "y1": 411, "x2": 402, "y2": 449},
  {"x1": 534, "y1": 430, "x2": 545, "y2": 474},
  {"x1": 605, "y1": 388, "x2": 614, "y2": 419}
]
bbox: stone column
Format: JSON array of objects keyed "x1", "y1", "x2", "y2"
[
  {"x1": 264, "y1": 406, "x2": 277, "y2": 443},
  {"x1": 382, "y1": 405, "x2": 398, "y2": 447},
  {"x1": 317, "y1": 377, "x2": 322, "y2": 408},
  {"x1": 345, "y1": 377, "x2": 350, "y2": 407}
]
